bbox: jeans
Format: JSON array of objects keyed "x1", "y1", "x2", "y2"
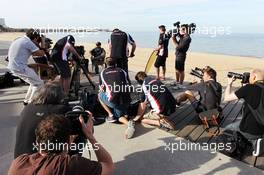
[{"x1": 99, "y1": 92, "x2": 129, "y2": 119}]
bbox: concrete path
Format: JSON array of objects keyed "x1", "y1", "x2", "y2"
[{"x1": 0, "y1": 62, "x2": 263, "y2": 174}]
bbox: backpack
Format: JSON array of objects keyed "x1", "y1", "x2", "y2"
[
  {"x1": 216, "y1": 129, "x2": 250, "y2": 160},
  {"x1": 246, "y1": 83, "x2": 264, "y2": 127},
  {"x1": 0, "y1": 72, "x2": 14, "y2": 88},
  {"x1": 199, "y1": 81, "x2": 222, "y2": 130}
]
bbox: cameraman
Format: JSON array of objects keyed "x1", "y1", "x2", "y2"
[
  {"x1": 50, "y1": 35, "x2": 82, "y2": 95},
  {"x1": 154, "y1": 25, "x2": 170, "y2": 80},
  {"x1": 176, "y1": 67, "x2": 222, "y2": 113},
  {"x1": 9, "y1": 115, "x2": 114, "y2": 175},
  {"x1": 224, "y1": 69, "x2": 264, "y2": 152},
  {"x1": 14, "y1": 82, "x2": 70, "y2": 158},
  {"x1": 7, "y1": 29, "x2": 46, "y2": 105},
  {"x1": 171, "y1": 24, "x2": 192, "y2": 88}
]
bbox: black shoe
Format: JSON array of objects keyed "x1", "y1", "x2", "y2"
[{"x1": 23, "y1": 101, "x2": 28, "y2": 106}]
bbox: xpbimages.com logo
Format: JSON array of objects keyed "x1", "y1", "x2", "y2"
[
  {"x1": 163, "y1": 140, "x2": 232, "y2": 154},
  {"x1": 33, "y1": 141, "x2": 100, "y2": 153}
]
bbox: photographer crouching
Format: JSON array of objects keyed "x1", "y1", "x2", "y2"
[
  {"x1": 9, "y1": 115, "x2": 114, "y2": 175},
  {"x1": 224, "y1": 68, "x2": 264, "y2": 155}
]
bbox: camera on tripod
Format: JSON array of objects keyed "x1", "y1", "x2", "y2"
[
  {"x1": 168, "y1": 21, "x2": 196, "y2": 37},
  {"x1": 227, "y1": 72, "x2": 250, "y2": 84}
]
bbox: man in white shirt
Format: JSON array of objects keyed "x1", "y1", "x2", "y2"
[{"x1": 7, "y1": 29, "x2": 46, "y2": 105}]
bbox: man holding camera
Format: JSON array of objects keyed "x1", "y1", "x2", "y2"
[
  {"x1": 50, "y1": 35, "x2": 83, "y2": 95},
  {"x1": 171, "y1": 24, "x2": 192, "y2": 88},
  {"x1": 109, "y1": 28, "x2": 136, "y2": 74},
  {"x1": 224, "y1": 69, "x2": 264, "y2": 154},
  {"x1": 9, "y1": 115, "x2": 114, "y2": 175},
  {"x1": 176, "y1": 66, "x2": 222, "y2": 114},
  {"x1": 154, "y1": 25, "x2": 170, "y2": 81},
  {"x1": 98, "y1": 57, "x2": 135, "y2": 139},
  {"x1": 7, "y1": 29, "x2": 46, "y2": 105}
]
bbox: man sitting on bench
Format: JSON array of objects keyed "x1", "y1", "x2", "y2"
[
  {"x1": 90, "y1": 42, "x2": 106, "y2": 74},
  {"x1": 176, "y1": 66, "x2": 222, "y2": 114},
  {"x1": 224, "y1": 68, "x2": 264, "y2": 156}
]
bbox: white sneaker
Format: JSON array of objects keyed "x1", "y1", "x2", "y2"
[{"x1": 125, "y1": 120, "x2": 135, "y2": 139}]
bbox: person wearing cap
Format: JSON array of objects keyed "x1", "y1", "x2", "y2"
[
  {"x1": 90, "y1": 42, "x2": 106, "y2": 74},
  {"x1": 7, "y1": 29, "x2": 46, "y2": 105},
  {"x1": 154, "y1": 25, "x2": 170, "y2": 80},
  {"x1": 51, "y1": 35, "x2": 82, "y2": 95}
]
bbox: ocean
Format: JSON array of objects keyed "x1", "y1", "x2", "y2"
[
  {"x1": 1, "y1": 32, "x2": 264, "y2": 58},
  {"x1": 46, "y1": 31, "x2": 264, "y2": 58}
]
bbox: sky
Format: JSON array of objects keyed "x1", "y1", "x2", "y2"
[{"x1": 1, "y1": 0, "x2": 264, "y2": 33}]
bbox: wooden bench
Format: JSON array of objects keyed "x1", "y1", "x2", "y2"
[{"x1": 165, "y1": 85, "x2": 264, "y2": 170}]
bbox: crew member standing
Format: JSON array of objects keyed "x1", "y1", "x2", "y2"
[{"x1": 109, "y1": 28, "x2": 136, "y2": 74}]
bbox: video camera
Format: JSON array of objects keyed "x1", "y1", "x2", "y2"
[
  {"x1": 190, "y1": 67, "x2": 204, "y2": 79},
  {"x1": 168, "y1": 21, "x2": 196, "y2": 37},
  {"x1": 227, "y1": 72, "x2": 250, "y2": 84}
]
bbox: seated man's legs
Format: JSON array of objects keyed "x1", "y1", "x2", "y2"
[
  {"x1": 177, "y1": 90, "x2": 196, "y2": 103},
  {"x1": 134, "y1": 102, "x2": 175, "y2": 130}
]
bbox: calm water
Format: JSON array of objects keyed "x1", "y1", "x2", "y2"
[{"x1": 20, "y1": 32, "x2": 264, "y2": 58}]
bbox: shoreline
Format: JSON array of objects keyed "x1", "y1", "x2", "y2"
[{"x1": 0, "y1": 32, "x2": 263, "y2": 59}]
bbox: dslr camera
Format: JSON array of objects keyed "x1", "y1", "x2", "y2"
[
  {"x1": 168, "y1": 21, "x2": 196, "y2": 37},
  {"x1": 65, "y1": 105, "x2": 90, "y2": 136},
  {"x1": 190, "y1": 67, "x2": 204, "y2": 79},
  {"x1": 227, "y1": 72, "x2": 250, "y2": 84}
]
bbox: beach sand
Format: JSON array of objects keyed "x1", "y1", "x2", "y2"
[{"x1": 1, "y1": 32, "x2": 263, "y2": 87}]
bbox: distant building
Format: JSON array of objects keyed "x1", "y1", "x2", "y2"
[{"x1": 0, "y1": 18, "x2": 7, "y2": 27}]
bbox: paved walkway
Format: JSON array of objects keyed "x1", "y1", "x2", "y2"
[{"x1": 0, "y1": 78, "x2": 263, "y2": 174}]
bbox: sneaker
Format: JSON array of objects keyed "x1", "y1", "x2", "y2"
[
  {"x1": 23, "y1": 101, "x2": 28, "y2": 106},
  {"x1": 172, "y1": 85, "x2": 180, "y2": 90},
  {"x1": 125, "y1": 120, "x2": 135, "y2": 139},
  {"x1": 159, "y1": 118, "x2": 175, "y2": 130},
  {"x1": 170, "y1": 81, "x2": 179, "y2": 86},
  {"x1": 105, "y1": 115, "x2": 116, "y2": 123},
  {"x1": 178, "y1": 84, "x2": 186, "y2": 89},
  {"x1": 253, "y1": 138, "x2": 264, "y2": 156}
]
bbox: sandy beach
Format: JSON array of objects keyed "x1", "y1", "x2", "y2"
[{"x1": 1, "y1": 32, "x2": 263, "y2": 86}]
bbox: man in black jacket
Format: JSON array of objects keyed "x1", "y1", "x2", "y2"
[
  {"x1": 224, "y1": 68, "x2": 264, "y2": 155},
  {"x1": 176, "y1": 66, "x2": 222, "y2": 114}
]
